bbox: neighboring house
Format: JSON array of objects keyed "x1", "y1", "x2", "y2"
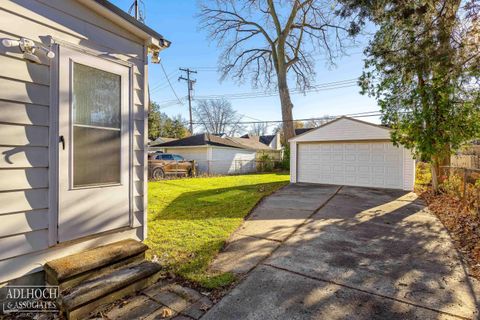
[
  {"x1": 295, "y1": 128, "x2": 314, "y2": 136},
  {"x1": 243, "y1": 129, "x2": 314, "y2": 150},
  {"x1": 155, "y1": 133, "x2": 272, "y2": 175},
  {"x1": 290, "y1": 117, "x2": 415, "y2": 191},
  {"x1": 241, "y1": 133, "x2": 281, "y2": 150},
  {"x1": 0, "y1": 0, "x2": 169, "y2": 284},
  {"x1": 151, "y1": 137, "x2": 179, "y2": 145}
]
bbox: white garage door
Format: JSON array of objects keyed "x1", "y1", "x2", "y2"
[{"x1": 297, "y1": 142, "x2": 403, "y2": 189}]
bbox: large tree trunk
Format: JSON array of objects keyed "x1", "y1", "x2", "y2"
[
  {"x1": 431, "y1": 156, "x2": 441, "y2": 193},
  {"x1": 277, "y1": 69, "x2": 295, "y2": 144}
]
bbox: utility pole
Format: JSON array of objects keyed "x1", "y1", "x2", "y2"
[{"x1": 179, "y1": 68, "x2": 197, "y2": 134}]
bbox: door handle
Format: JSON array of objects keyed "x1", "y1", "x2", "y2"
[{"x1": 59, "y1": 135, "x2": 65, "y2": 150}]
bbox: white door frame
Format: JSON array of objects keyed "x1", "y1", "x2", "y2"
[{"x1": 48, "y1": 40, "x2": 135, "y2": 246}]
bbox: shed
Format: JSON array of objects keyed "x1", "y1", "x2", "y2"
[
  {"x1": 289, "y1": 117, "x2": 415, "y2": 191},
  {"x1": 0, "y1": 0, "x2": 169, "y2": 284}
]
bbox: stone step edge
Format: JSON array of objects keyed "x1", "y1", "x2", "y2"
[
  {"x1": 45, "y1": 239, "x2": 148, "y2": 282},
  {"x1": 51, "y1": 252, "x2": 146, "y2": 292},
  {"x1": 60, "y1": 261, "x2": 162, "y2": 311}
]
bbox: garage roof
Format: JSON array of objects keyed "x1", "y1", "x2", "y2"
[{"x1": 289, "y1": 116, "x2": 391, "y2": 142}]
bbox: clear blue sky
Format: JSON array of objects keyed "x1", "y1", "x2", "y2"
[{"x1": 111, "y1": 0, "x2": 380, "y2": 132}]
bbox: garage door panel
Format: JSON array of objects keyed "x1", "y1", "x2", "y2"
[
  {"x1": 345, "y1": 154, "x2": 356, "y2": 162},
  {"x1": 298, "y1": 142, "x2": 403, "y2": 189}
]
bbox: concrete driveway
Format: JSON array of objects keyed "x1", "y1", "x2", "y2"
[{"x1": 204, "y1": 184, "x2": 480, "y2": 320}]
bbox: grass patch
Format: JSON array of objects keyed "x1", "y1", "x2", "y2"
[{"x1": 146, "y1": 173, "x2": 290, "y2": 289}]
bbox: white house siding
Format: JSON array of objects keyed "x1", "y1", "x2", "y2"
[
  {"x1": 210, "y1": 147, "x2": 256, "y2": 175},
  {"x1": 293, "y1": 118, "x2": 391, "y2": 142},
  {"x1": 0, "y1": 0, "x2": 147, "y2": 283}
]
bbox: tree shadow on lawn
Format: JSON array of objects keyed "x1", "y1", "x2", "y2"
[
  {"x1": 145, "y1": 180, "x2": 289, "y2": 288},
  {"x1": 149, "y1": 181, "x2": 290, "y2": 222}
]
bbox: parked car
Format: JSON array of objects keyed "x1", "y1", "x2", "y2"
[{"x1": 148, "y1": 153, "x2": 195, "y2": 180}]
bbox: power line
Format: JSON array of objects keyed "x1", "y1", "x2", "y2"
[
  {"x1": 160, "y1": 61, "x2": 182, "y2": 104},
  {"x1": 188, "y1": 111, "x2": 382, "y2": 126},
  {"x1": 185, "y1": 52, "x2": 365, "y2": 71},
  {"x1": 150, "y1": 70, "x2": 181, "y2": 93},
  {"x1": 157, "y1": 78, "x2": 359, "y2": 106},
  {"x1": 195, "y1": 82, "x2": 357, "y2": 100}
]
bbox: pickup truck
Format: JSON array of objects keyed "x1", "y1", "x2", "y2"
[{"x1": 148, "y1": 153, "x2": 195, "y2": 180}]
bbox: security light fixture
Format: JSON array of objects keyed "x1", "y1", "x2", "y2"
[
  {"x1": 1, "y1": 37, "x2": 55, "y2": 63},
  {"x1": 150, "y1": 50, "x2": 160, "y2": 64}
]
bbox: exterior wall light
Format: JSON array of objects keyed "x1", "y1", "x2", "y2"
[{"x1": 1, "y1": 37, "x2": 55, "y2": 64}]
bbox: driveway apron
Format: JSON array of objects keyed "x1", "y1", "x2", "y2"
[{"x1": 204, "y1": 185, "x2": 480, "y2": 320}]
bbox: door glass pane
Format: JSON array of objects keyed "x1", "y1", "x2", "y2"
[
  {"x1": 72, "y1": 63, "x2": 122, "y2": 187},
  {"x1": 73, "y1": 127, "x2": 121, "y2": 187},
  {"x1": 73, "y1": 63, "x2": 121, "y2": 128}
]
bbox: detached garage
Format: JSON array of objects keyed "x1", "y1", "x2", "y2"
[{"x1": 289, "y1": 117, "x2": 415, "y2": 191}]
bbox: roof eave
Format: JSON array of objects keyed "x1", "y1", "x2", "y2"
[
  {"x1": 78, "y1": 0, "x2": 171, "y2": 50},
  {"x1": 288, "y1": 116, "x2": 390, "y2": 142}
]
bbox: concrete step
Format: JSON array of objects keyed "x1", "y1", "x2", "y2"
[
  {"x1": 60, "y1": 261, "x2": 163, "y2": 320},
  {"x1": 45, "y1": 239, "x2": 148, "y2": 288}
]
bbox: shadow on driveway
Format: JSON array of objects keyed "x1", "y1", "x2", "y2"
[{"x1": 204, "y1": 184, "x2": 480, "y2": 320}]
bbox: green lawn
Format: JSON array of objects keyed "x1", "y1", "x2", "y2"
[{"x1": 146, "y1": 173, "x2": 290, "y2": 289}]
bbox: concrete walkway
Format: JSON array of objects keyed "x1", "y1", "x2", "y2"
[
  {"x1": 209, "y1": 183, "x2": 340, "y2": 275},
  {"x1": 205, "y1": 184, "x2": 480, "y2": 320}
]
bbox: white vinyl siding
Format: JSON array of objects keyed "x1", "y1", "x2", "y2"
[
  {"x1": 292, "y1": 117, "x2": 391, "y2": 142},
  {"x1": 0, "y1": 0, "x2": 148, "y2": 282},
  {"x1": 210, "y1": 147, "x2": 256, "y2": 175},
  {"x1": 163, "y1": 146, "x2": 257, "y2": 175}
]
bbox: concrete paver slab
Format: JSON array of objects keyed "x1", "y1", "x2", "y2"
[
  {"x1": 209, "y1": 233, "x2": 280, "y2": 274},
  {"x1": 103, "y1": 295, "x2": 162, "y2": 320},
  {"x1": 237, "y1": 207, "x2": 315, "y2": 241}
]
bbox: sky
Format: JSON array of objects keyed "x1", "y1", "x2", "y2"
[{"x1": 111, "y1": 0, "x2": 381, "y2": 133}]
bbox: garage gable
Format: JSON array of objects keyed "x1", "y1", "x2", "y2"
[{"x1": 290, "y1": 117, "x2": 390, "y2": 142}]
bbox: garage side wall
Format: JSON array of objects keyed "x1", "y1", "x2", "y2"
[
  {"x1": 210, "y1": 147, "x2": 256, "y2": 175},
  {"x1": 290, "y1": 142, "x2": 297, "y2": 183},
  {"x1": 403, "y1": 148, "x2": 415, "y2": 191}
]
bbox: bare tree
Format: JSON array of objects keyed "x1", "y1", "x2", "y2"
[
  {"x1": 249, "y1": 122, "x2": 269, "y2": 136},
  {"x1": 193, "y1": 99, "x2": 245, "y2": 136},
  {"x1": 199, "y1": 0, "x2": 358, "y2": 141}
]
